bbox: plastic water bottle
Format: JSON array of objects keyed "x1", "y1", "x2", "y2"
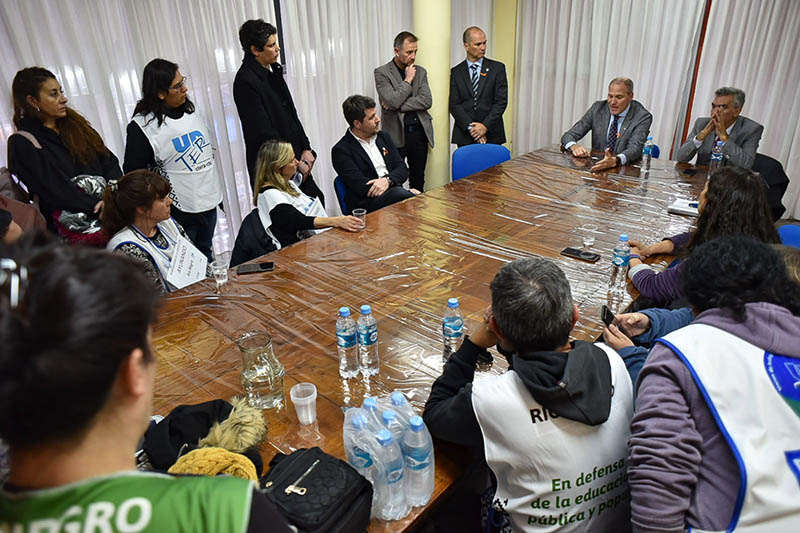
[
  {"x1": 709, "y1": 140, "x2": 724, "y2": 172},
  {"x1": 390, "y1": 391, "x2": 418, "y2": 426},
  {"x1": 642, "y1": 136, "x2": 654, "y2": 171},
  {"x1": 608, "y1": 234, "x2": 631, "y2": 297},
  {"x1": 375, "y1": 429, "x2": 410, "y2": 520},
  {"x1": 357, "y1": 305, "x2": 380, "y2": 376},
  {"x1": 442, "y1": 298, "x2": 464, "y2": 360},
  {"x1": 343, "y1": 411, "x2": 376, "y2": 476},
  {"x1": 336, "y1": 307, "x2": 359, "y2": 379},
  {"x1": 401, "y1": 416, "x2": 435, "y2": 507},
  {"x1": 362, "y1": 397, "x2": 384, "y2": 430},
  {"x1": 381, "y1": 409, "x2": 408, "y2": 444}
]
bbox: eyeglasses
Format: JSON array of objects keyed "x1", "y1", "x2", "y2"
[{"x1": 170, "y1": 77, "x2": 187, "y2": 91}]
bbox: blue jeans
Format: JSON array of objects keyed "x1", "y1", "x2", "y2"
[{"x1": 170, "y1": 206, "x2": 217, "y2": 262}]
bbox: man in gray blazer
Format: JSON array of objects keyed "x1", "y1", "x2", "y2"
[
  {"x1": 374, "y1": 31, "x2": 434, "y2": 192},
  {"x1": 561, "y1": 78, "x2": 652, "y2": 171},
  {"x1": 676, "y1": 87, "x2": 762, "y2": 169}
]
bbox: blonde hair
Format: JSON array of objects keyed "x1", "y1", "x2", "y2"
[
  {"x1": 253, "y1": 140, "x2": 297, "y2": 205},
  {"x1": 775, "y1": 244, "x2": 800, "y2": 284}
]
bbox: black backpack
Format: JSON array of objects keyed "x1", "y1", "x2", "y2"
[{"x1": 262, "y1": 447, "x2": 373, "y2": 533}]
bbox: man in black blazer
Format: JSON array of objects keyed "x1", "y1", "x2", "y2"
[
  {"x1": 233, "y1": 19, "x2": 323, "y2": 202},
  {"x1": 561, "y1": 77, "x2": 653, "y2": 171},
  {"x1": 331, "y1": 95, "x2": 419, "y2": 213},
  {"x1": 449, "y1": 26, "x2": 508, "y2": 146}
]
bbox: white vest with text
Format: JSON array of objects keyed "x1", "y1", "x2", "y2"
[
  {"x1": 132, "y1": 112, "x2": 222, "y2": 213},
  {"x1": 471, "y1": 344, "x2": 633, "y2": 532},
  {"x1": 107, "y1": 218, "x2": 183, "y2": 292},
  {"x1": 659, "y1": 323, "x2": 800, "y2": 532}
]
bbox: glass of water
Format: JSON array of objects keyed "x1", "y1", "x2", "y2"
[
  {"x1": 580, "y1": 224, "x2": 598, "y2": 250},
  {"x1": 237, "y1": 331, "x2": 285, "y2": 410},
  {"x1": 210, "y1": 251, "x2": 230, "y2": 291}
]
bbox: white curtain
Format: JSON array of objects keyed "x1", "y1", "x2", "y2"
[
  {"x1": 0, "y1": 0, "x2": 276, "y2": 253},
  {"x1": 277, "y1": 0, "x2": 413, "y2": 215},
  {"x1": 513, "y1": 0, "x2": 705, "y2": 159},
  {"x1": 690, "y1": 0, "x2": 800, "y2": 218},
  {"x1": 450, "y1": 0, "x2": 494, "y2": 68}
]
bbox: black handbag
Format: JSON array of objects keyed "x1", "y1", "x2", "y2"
[{"x1": 262, "y1": 446, "x2": 373, "y2": 533}]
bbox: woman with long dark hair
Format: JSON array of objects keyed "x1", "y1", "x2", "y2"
[
  {"x1": 124, "y1": 59, "x2": 222, "y2": 262},
  {"x1": 0, "y1": 237, "x2": 292, "y2": 531},
  {"x1": 627, "y1": 166, "x2": 780, "y2": 302},
  {"x1": 7, "y1": 67, "x2": 122, "y2": 245}
]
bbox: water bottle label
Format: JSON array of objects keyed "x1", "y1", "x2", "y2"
[
  {"x1": 643, "y1": 146, "x2": 652, "y2": 155},
  {"x1": 337, "y1": 332, "x2": 356, "y2": 348},
  {"x1": 358, "y1": 324, "x2": 377, "y2": 346},
  {"x1": 385, "y1": 466, "x2": 404, "y2": 484},
  {"x1": 405, "y1": 453, "x2": 431, "y2": 471},
  {"x1": 612, "y1": 253, "x2": 629, "y2": 267},
  {"x1": 353, "y1": 447, "x2": 373, "y2": 468},
  {"x1": 443, "y1": 317, "x2": 463, "y2": 339}
]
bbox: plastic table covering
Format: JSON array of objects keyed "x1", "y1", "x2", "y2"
[{"x1": 151, "y1": 145, "x2": 705, "y2": 532}]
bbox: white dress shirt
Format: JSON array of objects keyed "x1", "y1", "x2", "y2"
[{"x1": 349, "y1": 129, "x2": 388, "y2": 178}]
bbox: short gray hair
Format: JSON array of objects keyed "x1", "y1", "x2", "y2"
[
  {"x1": 609, "y1": 77, "x2": 633, "y2": 94},
  {"x1": 715, "y1": 87, "x2": 745, "y2": 109},
  {"x1": 490, "y1": 257, "x2": 574, "y2": 352}
]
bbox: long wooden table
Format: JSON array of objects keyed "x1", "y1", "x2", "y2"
[{"x1": 151, "y1": 146, "x2": 704, "y2": 531}]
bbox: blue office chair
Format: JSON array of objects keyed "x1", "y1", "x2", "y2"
[
  {"x1": 778, "y1": 224, "x2": 800, "y2": 248},
  {"x1": 333, "y1": 176, "x2": 349, "y2": 214},
  {"x1": 451, "y1": 144, "x2": 511, "y2": 181},
  {"x1": 652, "y1": 144, "x2": 661, "y2": 159}
]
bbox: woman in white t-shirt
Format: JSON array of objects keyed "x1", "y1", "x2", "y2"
[
  {"x1": 101, "y1": 169, "x2": 198, "y2": 293},
  {"x1": 123, "y1": 58, "x2": 222, "y2": 262},
  {"x1": 253, "y1": 140, "x2": 361, "y2": 249}
]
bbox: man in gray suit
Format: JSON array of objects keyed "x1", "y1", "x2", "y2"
[
  {"x1": 676, "y1": 87, "x2": 762, "y2": 169},
  {"x1": 561, "y1": 78, "x2": 652, "y2": 171},
  {"x1": 374, "y1": 31, "x2": 434, "y2": 192}
]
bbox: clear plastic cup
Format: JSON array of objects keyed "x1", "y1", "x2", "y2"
[
  {"x1": 210, "y1": 251, "x2": 230, "y2": 289},
  {"x1": 352, "y1": 208, "x2": 366, "y2": 230},
  {"x1": 290, "y1": 382, "x2": 318, "y2": 425}
]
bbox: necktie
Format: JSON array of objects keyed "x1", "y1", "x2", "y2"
[
  {"x1": 607, "y1": 114, "x2": 620, "y2": 151},
  {"x1": 470, "y1": 64, "x2": 479, "y2": 107}
]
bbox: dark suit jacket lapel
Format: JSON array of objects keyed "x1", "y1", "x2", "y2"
[
  {"x1": 476, "y1": 60, "x2": 491, "y2": 100},
  {"x1": 376, "y1": 133, "x2": 392, "y2": 168},
  {"x1": 346, "y1": 130, "x2": 378, "y2": 178},
  {"x1": 596, "y1": 104, "x2": 610, "y2": 150},
  {"x1": 617, "y1": 102, "x2": 636, "y2": 143},
  {"x1": 457, "y1": 60, "x2": 472, "y2": 96}
]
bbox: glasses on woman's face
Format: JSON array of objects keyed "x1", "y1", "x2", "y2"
[{"x1": 170, "y1": 77, "x2": 187, "y2": 91}]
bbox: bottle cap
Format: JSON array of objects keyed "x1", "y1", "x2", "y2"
[
  {"x1": 382, "y1": 409, "x2": 397, "y2": 424},
  {"x1": 619, "y1": 234, "x2": 629, "y2": 242},
  {"x1": 716, "y1": 140, "x2": 723, "y2": 146},
  {"x1": 360, "y1": 304, "x2": 371, "y2": 315},
  {"x1": 339, "y1": 307, "x2": 350, "y2": 317},
  {"x1": 447, "y1": 297, "x2": 459, "y2": 308},
  {"x1": 352, "y1": 414, "x2": 368, "y2": 429},
  {"x1": 647, "y1": 135, "x2": 653, "y2": 140},
  {"x1": 363, "y1": 397, "x2": 378, "y2": 411},
  {"x1": 409, "y1": 416, "x2": 424, "y2": 431},
  {"x1": 390, "y1": 391, "x2": 407, "y2": 406},
  {"x1": 376, "y1": 429, "x2": 393, "y2": 446}
]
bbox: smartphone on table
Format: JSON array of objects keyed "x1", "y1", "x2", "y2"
[
  {"x1": 236, "y1": 262, "x2": 275, "y2": 275},
  {"x1": 561, "y1": 247, "x2": 601, "y2": 263}
]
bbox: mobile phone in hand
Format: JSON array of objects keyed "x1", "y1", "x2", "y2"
[
  {"x1": 601, "y1": 305, "x2": 629, "y2": 337},
  {"x1": 236, "y1": 262, "x2": 275, "y2": 275}
]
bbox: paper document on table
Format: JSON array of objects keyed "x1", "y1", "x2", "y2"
[
  {"x1": 668, "y1": 199, "x2": 699, "y2": 217},
  {"x1": 166, "y1": 236, "x2": 208, "y2": 289}
]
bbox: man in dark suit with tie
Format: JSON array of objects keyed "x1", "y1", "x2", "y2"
[
  {"x1": 331, "y1": 95, "x2": 419, "y2": 214},
  {"x1": 561, "y1": 78, "x2": 653, "y2": 171},
  {"x1": 676, "y1": 87, "x2": 762, "y2": 169},
  {"x1": 449, "y1": 26, "x2": 508, "y2": 147}
]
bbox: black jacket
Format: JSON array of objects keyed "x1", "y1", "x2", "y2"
[
  {"x1": 449, "y1": 57, "x2": 508, "y2": 145},
  {"x1": 330, "y1": 130, "x2": 409, "y2": 211},
  {"x1": 233, "y1": 55, "x2": 311, "y2": 185},
  {"x1": 7, "y1": 117, "x2": 121, "y2": 225},
  {"x1": 230, "y1": 209, "x2": 278, "y2": 267},
  {"x1": 423, "y1": 337, "x2": 614, "y2": 457}
]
